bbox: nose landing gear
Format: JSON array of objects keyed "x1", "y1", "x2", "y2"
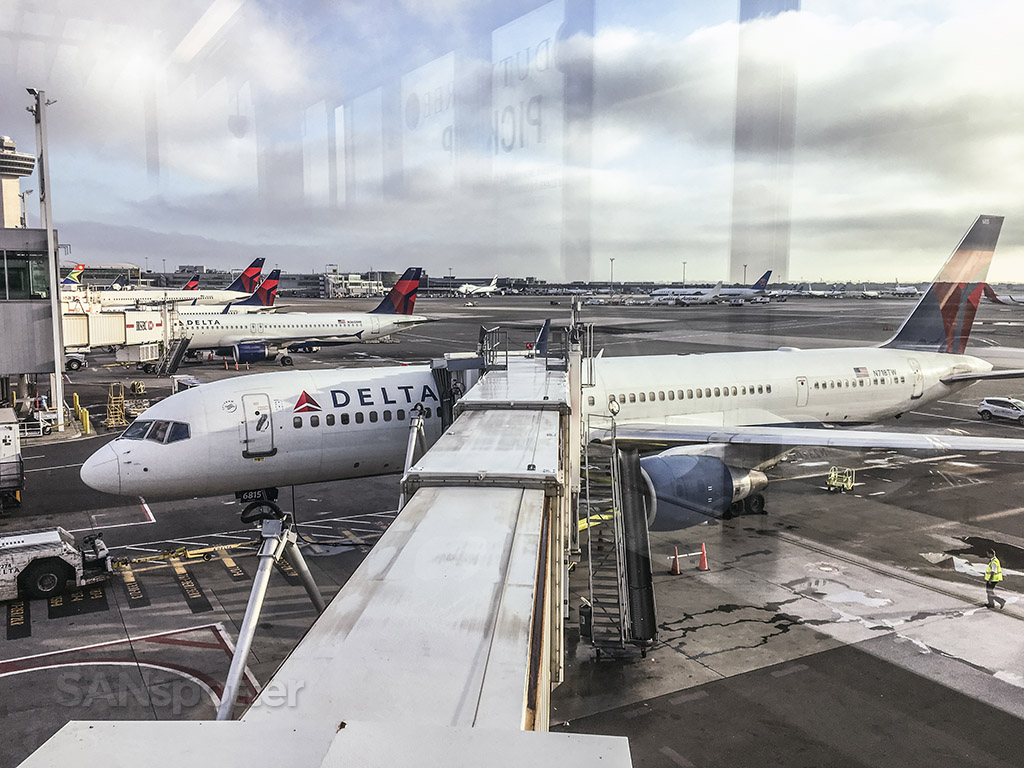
[{"x1": 217, "y1": 500, "x2": 326, "y2": 720}]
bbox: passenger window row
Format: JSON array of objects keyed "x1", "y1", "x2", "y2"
[
  {"x1": 587, "y1": 384, "x2": 774, "y2": 407},
  {"x1": 293, "y1": 407, "x2": 432, "y2": 429},
  {"x1": 812, "y1": 375, "x2": 905, "y2": 390}
]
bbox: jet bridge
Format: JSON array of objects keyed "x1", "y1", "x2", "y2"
[{"x1": 22, "y1": 340, "x2": 632, "y2": 766}]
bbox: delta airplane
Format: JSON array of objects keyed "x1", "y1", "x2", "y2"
[
  {"x1": 176, "y1": 269, "x2": 280, "y2": 315},
  {"x1": 97, "y1": 258, "x2": 265, "y2": 307},
  {"x1": 81, "y1": 216, "x2": 1024, "y2": 528},
  {"x1": 174, "y1": 267, "x2": 428, "y2": 365},
  {"x1": 457, "y1": 276, "x2": 499, "y2": 296}
]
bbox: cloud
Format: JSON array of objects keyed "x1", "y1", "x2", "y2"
[{"x1": 3, "y1": 2, "x2": 1023, "y2": 282}]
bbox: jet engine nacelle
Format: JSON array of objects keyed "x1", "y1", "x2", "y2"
[
  {"x1": 639, "y1": 453, "x2": 768, "y2": 530},
  {"x1": 217, "y1": 343, "x2": 277, "y2": 364}
]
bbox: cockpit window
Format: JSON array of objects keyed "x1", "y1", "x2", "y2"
[
  {"x1": 123, "y1": 419, "x2": 190, "y2": 444},
  {"x1": 122, "y1": 420, "x2": 152, "y2": 440},
  {"x1": 148, "y1": 421, "x2": 170, "y2": 443},
  {"x1": 167, "y1": 422, "x2": 191, "y2": 443}
]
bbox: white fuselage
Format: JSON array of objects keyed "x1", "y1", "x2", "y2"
[
  {"x1": 458, "y1": 283, "x2": 497, "y2": 296},
  {"x1": 80, "y1": 344, "x2": 991, "y2": 499},
  {"x1": 176, "y1": 311, "x2": 427, "y2": 348},
  {"x1": 81, "y1": 367, "x2": 446, "y2": 497},
  {"x1": 588, "y1": 347, "x2": 984, "y2": 427},
  {"x1": 99, "y1": 289, "x2": 251, "y2": 306}
]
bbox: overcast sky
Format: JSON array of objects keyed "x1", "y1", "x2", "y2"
[{"x1": 2, "y1": 1, "x2": 1021, "y2": 284}]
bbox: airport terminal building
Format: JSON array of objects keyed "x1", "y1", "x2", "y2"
[{"x1": 0, "y1": 136, "x2": 58, "y2": 391}]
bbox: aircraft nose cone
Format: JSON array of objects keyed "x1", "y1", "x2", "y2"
[{"x1": 80, "y1": 442, "x2": 121, "y2": 495}]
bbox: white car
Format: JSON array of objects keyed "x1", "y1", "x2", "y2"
[{"x1": 977, "y1": 397, "x2": 1024, "y2": 425}]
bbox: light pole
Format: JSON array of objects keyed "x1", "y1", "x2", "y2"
[
  {"x1": 682, "y1": 261, "x2": 687, "y2": 287},
  {"x1": 743, "y1": 264, "x2": 748, "y2": 284},
  {"x1": 609, "y1": 257, "x2": 615, "y2": 294},
  {"x1": 18, "y1": 189, "x2": 33, "y2": 227},
  {"x1": 27, "y1": 87, "x2": 64, "y2": 431}
]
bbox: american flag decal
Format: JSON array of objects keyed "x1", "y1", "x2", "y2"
[{"x1": 854, "y1": 367, "x2": 869, "y2": 378}]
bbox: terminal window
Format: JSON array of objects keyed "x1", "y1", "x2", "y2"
[{"x1": 1, "y1": 253, "x2": 50, "y2": 300}]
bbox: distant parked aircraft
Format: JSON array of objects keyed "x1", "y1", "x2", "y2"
[{"x1": 457, "y1": 276, "x2": 498, "y2": 296}]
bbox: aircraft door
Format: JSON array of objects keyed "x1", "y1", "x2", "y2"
[
  {"x1": 241, "y1": 393, "x2": 276, "y2": 458},
  {"x1": 795, "y1": 376, "x2": 809, "y2": 407},
  {"x1": 370, "y1": 317, "x2": 381, "y2": 338},
  {"x1": 908, "y1": 358, "x2": 924, "y2": 399}
]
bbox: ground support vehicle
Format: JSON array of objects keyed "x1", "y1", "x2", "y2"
[{"x1": 0, "y1": 527, "x2": 111, "y2": 600}]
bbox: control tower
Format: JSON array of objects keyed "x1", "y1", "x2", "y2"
[{"x1": 0, "y1": 136, "x2": 36, "y2": 228}]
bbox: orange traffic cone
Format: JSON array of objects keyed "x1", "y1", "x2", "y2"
[
  {"x1": 697, "y1": 542, "x2": 709, "y2": 571},
  {"x1": 670, "y1": 546, "x2": 681, "y2": 575}
]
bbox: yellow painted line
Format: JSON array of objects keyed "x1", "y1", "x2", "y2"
[{"x1": 341, "y1": 529, "x2": 366, "y2": 546}]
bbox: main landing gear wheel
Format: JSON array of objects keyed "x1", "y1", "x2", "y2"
[
  {"x1": 280, "y1": 356, "x2": 294, "y2": 366},
  {"x1": 744, "y1": 493, "x2": 766, "y2": 515}
]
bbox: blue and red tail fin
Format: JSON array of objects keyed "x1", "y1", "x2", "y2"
[
  {"x1": 751, "y1": 269, "x2": 772, "y2": 291},
  {"x1": 180, "y1": 273, "x2": 200, "y2": 290},
  {"x1": 61, "y1": 264, "x2": 85, "y2": 286},
  {"x1": 226, "y1": 258, "x2": 265, "y2": 293},
  {"x1": 370, "y1": 267, "x2": 422, "y2": 315},
  {"x1": 234, "y1": 269, "x2": 280, "y2": 307},
  {"x1": 883, "y1": 214, "x2": 1003, "y2": 353}
]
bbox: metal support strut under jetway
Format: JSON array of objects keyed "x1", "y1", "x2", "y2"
[{"x1": 217, "y1": 506, "x2": 326, "y2": 721}]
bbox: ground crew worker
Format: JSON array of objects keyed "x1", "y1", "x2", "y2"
[{"x1": 985, "y1": 549, "x2": 1006, "y2": 610}]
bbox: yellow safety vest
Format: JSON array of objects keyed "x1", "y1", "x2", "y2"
[{"x1": 986, "y1": 556, "x2": 1003, "y2": 583}]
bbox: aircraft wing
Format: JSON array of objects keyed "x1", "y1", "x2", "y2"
[
  {"x1": 280, "y1": 333, "x2": 365, "y2": 346},
  {"x1": 595, "y1": 422, "x2": 1024, "y2": 453},
  {"x1": 941, "y1": 368, "x2": 1024, "y2": 384},
  {"x1": 391, "y1": 315, "x2": 435, "y2": 325}
]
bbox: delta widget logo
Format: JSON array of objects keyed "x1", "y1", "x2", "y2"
[{"x1": 293, "y1": 392, "x2": 322, "y2": 413}]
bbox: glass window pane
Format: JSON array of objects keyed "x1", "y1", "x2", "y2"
[
  {"x1": 122, "y1": 420, "x2": 152, "y2": 440},
  {"x1": 167, "y1": 422, "x2": 190, "y2": 443}
]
